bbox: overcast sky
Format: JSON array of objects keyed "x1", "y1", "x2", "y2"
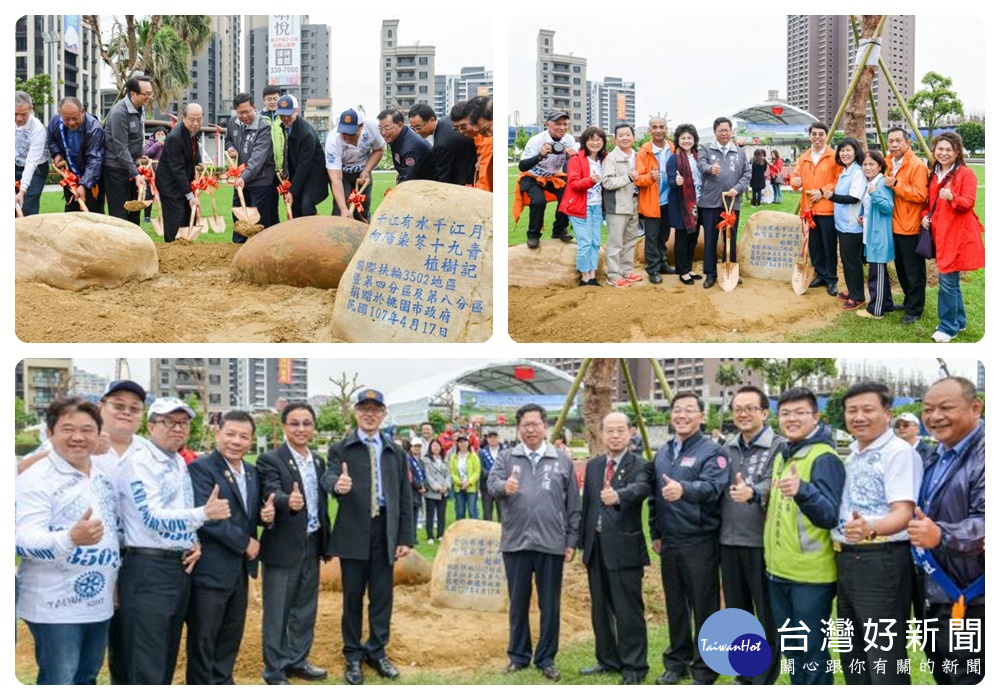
[
  {"x1": 508, "y1": 15, "x2": 984, "y2": 130},
  {"x1": 69, "y1": 358, "x2": 980, "y2": 399}
]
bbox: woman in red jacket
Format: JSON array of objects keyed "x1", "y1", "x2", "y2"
[
  {"x1": 768, "y1": 150, "x2": 784, "y2": 203},
  {"x1": 921, "y1": 131, "x2": 985, "y2": 342},
  {"x1": 559, "y1": 127, "x2": 607, "y2": 286}
]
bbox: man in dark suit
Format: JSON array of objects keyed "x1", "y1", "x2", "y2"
[
  {"x1": 257, "y1": 402, "x2": 332, "y2": 685},
  {"x1": 407, "y1": 102, "x2": 477, "y2": 186},
  {"x1": 578, "y1": 412, "x2": 652, "y2": 685},
  {"x1": 478, "y1": 429, "x2": 503, "y2": 522},
  {"x1": 156, "y1": 103, "x2": 203, "y2": 242},
  {"x1": 187, "y1": 411, "x2": 274, "y2": 685},
  {"x1": 321, "y1": 389, "x2": 414, "y2": 685},
  {"x1": 276, "y1": 94, "x2": 329, "y2": 217}
]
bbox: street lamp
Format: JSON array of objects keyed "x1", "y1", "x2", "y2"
[{"x1": 41, "y1": 29, "x2": 61, "y2": 124}]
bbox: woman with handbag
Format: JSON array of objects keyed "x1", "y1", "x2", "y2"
[
  {"x1": 921, "y1": 132, "x2": 985, "y2": 342},
  {"x1": 768, "y1": 149, "x2": 784, "y2": 203},
  {"x1": 559, "y1": 126, "x2": 607, "y2": 286},
  {"x1": 856, "y1": 150, "x2": 895, "y2": 320},
  {"x1": 666, "y1": 124, "x2": 703, "y2": 285}
]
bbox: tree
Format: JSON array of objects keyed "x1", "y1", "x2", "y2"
[
  {"x1": 955, "y1": 121, "x2": 985, "y2": 156},
  {"x1": 83, "y1": 15, "x2": 213, "y2": 110},
  {"x1": 426, "y1": 410, "x2": 448, "y2": 434},
  {"x1": 907, "y1": 71, "x2": 964, "y2": 138},
  {"x1": 15, "y1": 397, "x2": 35, "y2": 433},
  {"x1": 744, "y1": 359, "x2": 837, "y2": 395},
  {"x1": 15, "y1": 74, "x2": 55, "y2": 116},
  {"x1": 514, "y1": 128, "x2": 531, "y2": 152},
  {"x1": 886, "y1": 106, "x2": 904, "y2": 126},
  {"x1": 582, "y1": 359, "x2": 616, "y2": 455},
  {"x1": 715, "y1": 363, "x2": 741, "y2": 420},
  {"x1": 821, "y1": 385, "x2": 849, "y2": 432},
  {"x1": 184, "y1": 394, "x2": 207, "y2": 450},
  {"x1": 316, "y1": 400, "x2": 346, "y2": 435},
  {"x1": 328, "y1": 371, "x2": 363, "y2": 431},
  {"x1": 843, "y1": 15, "x2": 881, "y2": 143}
]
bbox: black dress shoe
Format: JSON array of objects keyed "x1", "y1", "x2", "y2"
[
  {"x1": 344, "y1": 661, "x2": 363, "y2": 685},
  {"x1": 579, "y1": 664, "x2": 616, "y2": 676},
  {"x1": 541, "y1": 665, "x2": 561, "y2": 681},
  {"x1": 901, "y1": 314, "x2": 921, "y2": 325},
  {"x1": 679, "y1": 275, "x2": 695, "y2": 286},
  {"x1": 656, "y1": 670, "x2": 689, "y2": 685},
  {"x1": 265, "y1": 677, "x2": 289, "y2": 685},
  {"x1": 648, "y1": 272, "x2": 663, "y2": 284},
  {"x1": 552, "y1": 232, "x2": 575, "y2": 243},
  {"x1": 365, "y1": 656, "x2": 400, "y2": 680},
  {"x1": 703, "y1": 277, "x2": 716, "y2": 289},
  {"x1": 621, "y1": 672, "x2": 646, "y2": 685},
  {"x1": 587, "y1": 278, "x2": 599, "y2": 286},
  {"x1": 808, "y1": 276, "x2": 826, "y2": 288},
  {"x1": 578, "y1": 280, "x2": 589, "y2": 287},
  {"x1": 659, "y1": 264, "x2": 676, "y2": 275},
  {"x1": 503, "y1": 662, "x2": 528, "y2": 674},
  {"x1": 526, "y1": 238, "x2": 540, "y2": 249},
  {"x1": 690, "y1": 273, "x2": 703, "y2": 280},
  {"x1": 826, "y1": 282, "x2": 839, "y2": 297},
  {"x1": 287, "y1": 662, "x2": 328, "y2": 681}
]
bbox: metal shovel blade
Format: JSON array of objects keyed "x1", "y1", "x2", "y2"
[{"x1": 719, "y1": 261, "x2": 739, "y2": 292}]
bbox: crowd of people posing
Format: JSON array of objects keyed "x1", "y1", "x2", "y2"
[{"x1": 515, "y1": 112, "x2": 984, "y2": 343}]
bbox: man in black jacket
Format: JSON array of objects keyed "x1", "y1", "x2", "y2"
[
  {"x1": 578, "y1": 412, "x2": 652, "y2": 685},
  {"x1": 276, "y1": 94, "x2": 329, "y2": 217},
  {"x1": 321, "y1": 389, "x2": 414, "y2": 685},
  {"x1": 407, "y1": 102, "x2": 476, "y2": 186},
  {"x1": 377, "y1": 109, "x2": 434, "y2": 184},
  {"x1": 156, "y1": 103, "x2": 202, "y2": 242},
  {"x1": 103, "y1": 74, "x2": 151, "y2": 222},
  {"x1": 187, "y1": 411, "x2": 273, "y2": 685},
  {"x1": 650, "y1": 391, "x2": 729, "y2": 686},
  {"x1": 46, "y1": 97, "x2": 106, "y2": 212},
  {"x1": 257, "y1": 402, "x2": 332, "y2": 685}
]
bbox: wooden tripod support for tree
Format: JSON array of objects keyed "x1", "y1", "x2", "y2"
[{"x1": 849, "y1": 16, "x2": 888, "y2": 155}]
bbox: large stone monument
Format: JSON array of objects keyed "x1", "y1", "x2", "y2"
[
  {"x1": 429, "y1": 519, "x2": 506, "y2": 612},
  {"x1": 736, "y1": 211, "x2": 804, "y2": 280},
  {"x1": 329, "y1": 181, "x2": 492, "y2": 342}
]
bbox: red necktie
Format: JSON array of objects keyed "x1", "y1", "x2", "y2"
[{"x1": 604, "y1": 459, "x2": 616, "y2": 486}]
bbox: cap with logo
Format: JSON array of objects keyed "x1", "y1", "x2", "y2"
[
  {"x1": 148, "y1": 397, "x2": 196, "y2": 420},
  {"x1": 338, "y1": 108, "x2": 361, "y2": 135},
  {"x1": 102, "y1": 379, "x2": 147, "y2": 403},
  {"x1": 275, "y1": 94, "x2": 298, "y2": 116},
  {"x1": 355, "y1": 388, "x2": 386, "y2": 408}
]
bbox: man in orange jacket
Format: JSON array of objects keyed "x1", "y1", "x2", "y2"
[
  {"x1": 885, "y1": 128, "x2": 929, "y2": 324},
  {"x1": 790, "y1": 122, "x2": 841, "y2": 297},
  {"x1": 635, "y1": 117, "x2": 675, "y2": 283}
]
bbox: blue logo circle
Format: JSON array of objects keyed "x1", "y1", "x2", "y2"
[
  {"x1": 74, "y1": 571, "x2": 106, "y2": 599},
  {"x1": 698, "y1": 608, "x2": 772, "y2": 678}
]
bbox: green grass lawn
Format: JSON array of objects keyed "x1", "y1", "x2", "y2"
[
  {"x1": 507, "y1": 163, "x2": 986, "y2": 344},
  {"x1": 37, "y1": 171, "x2": 398, "y2": 243}
]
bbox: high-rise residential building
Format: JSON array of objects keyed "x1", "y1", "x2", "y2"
[
  {"x1": 150, "y1": 358, "x2": 308, "y2": 414},
  {"x1": 586, "y1": 76, "x2": 636, "y2": 133},
  {"x1": 305, "y1": 97, "x2": 333, "y2": 141},
  {"x1": 162, "y1": 16, "x2": 242, "y2": 126},
  {"x1": 536, "y1": 29, "x2": 586, "y2": 129},
  {"x1": 232, "y1": 359, "x2": 309, "y2": 410},
  {"x1": 246, "y1": 16, "x2": 331, "y2": 113},
  {"x1": 18, "y1": 359, "x2": 74, "y2": 418},
  {"x1": 150, "y1": 358, "x2": 237, "y2": 416},
  {"x1": 72, "y1": 367, "x2": 111, "y2": 402},
  {"x1": 787, "y1": 15, "x2": 915, "y2": 130},
  {"x1": 433, "y1": 66, "x2": 493, "y2": 118},
  {"x1": 15, "y1": 15, "x2": 102, "y2": 122},
  {"x1": 380, "y1": 19, "x2": 435, "y2": 113}
]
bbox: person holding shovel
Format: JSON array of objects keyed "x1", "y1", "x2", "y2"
[
  {"x1": 103, "y1": 74, "x2": 151, "y2": 223},
  {"x1": 790, "y1": 122, "x2": 841, "y2": 297},
  {"x1": 156, "y1": 103, "x2": 203, "y2": 243},
  {"x1": 46, "y1": 96, "x2": 106, "y2": 213},
  {"x1": 326, "y1": 108, "x2": 385, "y2": 222},
  {"x1": 276, "y1": 94, "x2": 329, "y2": 218},
  {"x1": 225, "y1": 92, "x2": 276, "y2": 243},
  {"x1": 697, "y1": 117, "x2": 750, "y2": 289}
]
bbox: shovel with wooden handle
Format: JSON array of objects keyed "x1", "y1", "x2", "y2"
[
  {"x1": 233, "y1": 186, "x2": 264, "y2": 237},
  {"x1": 791, "y1": 207, "x2": 815, "y2": 296},
  {"x1": 717, "y1": 194, "x2": 740, "y2": 292},
  {"x1": 150, "y1": 195, "x2": 164, "y2": 236}
]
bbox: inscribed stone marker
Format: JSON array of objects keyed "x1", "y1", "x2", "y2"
[
  {"x1": 429, "y1": 519, "x2": 506, "y2": 612},
  {"x1": 736, "y1": 211, "x2": 804, "y2": 281}
]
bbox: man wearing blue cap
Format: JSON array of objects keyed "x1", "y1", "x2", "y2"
[
  {"x1": 325, "y1": 108, "x2": 385, "y2": 222},
  {"x1": 321, "y1": 389, "x2": 413, "y2": 685},
  {"x1": 275, "y1": 94, "x2": 329, "y2": 217}
]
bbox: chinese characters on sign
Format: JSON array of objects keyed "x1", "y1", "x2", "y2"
[
  {"x1": 268, "y1": 15, "x2": 301, "y2": 86},
  {"x1": 736, "y1": 212, "x2": 804, "y2": 281}
]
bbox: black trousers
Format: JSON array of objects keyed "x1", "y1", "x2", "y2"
[
  {"x1": 893, "y1": 233, "x2": 926, "y2": 317},
  {"x1": 186, "y1": 576, "x2": 249, "y2": 685},
  {"x1": 720, "y1": 545, "x2": 780, "y2": 684},
  {"x1": 261, "y1": 534, "x2": 321, "y2": 683},
  {"x1": 838, "y1": 231, "x2": 866, "y2": 302},
  {"x1": 836, "y1": 542, "x2": 912, "y2": 684},
  {"x1": 331, "y1": 170, "x2": 373, "y2": 222},
  {"x1": 109, "y1": 549, "x2": 191, "y2": 684},
  {"x1": 503, "y1": 550, "x2": 564, "y2": 669},
  {"x1": 231, "y1": 183, "x2": 279, "y2": 243},
  {"x1": 162, "y1": 194, "x2": 194, "y2": 243},
  {"x1": 340, "y1": 512, "x2": 394, "y2": 662},
  {"x1": 62, "y1": 182, "x2": 105, "y2": 214},
  {"x1": 700, "y1": 207, "x2": 740, "y2": 278},
  {"x1": 480, "y1": 484, "x2": 501, "y2": 522},
  {"x1": 643, "y1": 204, "x2": 672, "y2": 273},
  {"x1": 424, "y1": 497, "x2": 446, "y2": 539},
  {"x1": 290, "y1": 190, "x2": 320, "y2": 218},
  {"x1": 925, "y1": 601, "x2": 984, "y2": 685},
  {"x1": 660, "y1": 539, "x2": 720, "y2": 683},
  {"x1": 104, "y1": 166, "x2": 140, "y2": 224},
  {"x1": 520, "y1": 176, "x2": 568, "y2": 241},
  {"x1": 808, "y1": 214, "x2": 838, "y2": 284},
  {"x1": 587, "y1": 535, "x2": 648, "y2": 676},
  {"x1": 674, "y1": 227, "x2": 699, "y2": 277}
]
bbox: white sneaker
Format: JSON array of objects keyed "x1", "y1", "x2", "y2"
[
  {"x1": 427, "y1": 538, "x2": 434, "y2": 545},
  {"x1": 931, "y1": 330, "x2": 954, "y2": 343}
]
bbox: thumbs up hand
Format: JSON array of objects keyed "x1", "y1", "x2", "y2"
[
  {"x1": 289, "y1": 482, "x2": 305, "y2": 511},
  {"x1": 261, "y1": 493, "x2": 276, "y2": 524},
  {"x1": 844, "y1": 508, "x2": 870, "y2": 543},
  {"x1": 907, "y1": 506, "x2": 942, "y2": 549},
  {"x1": 70, "y1": 507, "x2": 104, "y2": 546},
  {"x1": 204, "y1": 483, "x2": 232, "y2": 521},
  {"x1": 661, "y1": 475, "x2": 683, "y2": 502},
  {"x1": 729, "y1": 472, "x2": 754, "y2": 503},
  {"x1": 778, "y1": 464, "x2": 801, "y2": 498},
  {"x1": 335, "y1": 462, "x2": 353, "y2": 495},
  {"x1": 600, "y1": 484, "x2": 619, "y2": 506}
]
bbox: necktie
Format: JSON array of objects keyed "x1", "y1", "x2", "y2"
[
  {"x1": 368, "y1": 439, "x2": 379, "y2": 518},
  {"x1": 604, "y1": 459, "x2": 617, "y2": 486},
  {"x1": 530, "y1": 451, "x2": 540, "y2": 467}
]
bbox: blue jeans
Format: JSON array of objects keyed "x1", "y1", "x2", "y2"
[
  {"x1": 936, "y1": 271, "x2": 966, "y2": 337},
  {"x1": 768, "y1": 576, "x2": 835, "y2": 685},
  {"x1": 454, "y1": 490, "x2": 479, "y2": 520},
  {"x1": 27, "y1": 619, "x2": 111, "y2": 685},
  {"x1": 569, "y1": 205, "x2": 603, "y2": 272},
  {"x1": 15, "y1": 163, "x2": 49, "y2": 216},
  {"x1": 772, "y1": 181, "x2": 783, "y2": 203}
]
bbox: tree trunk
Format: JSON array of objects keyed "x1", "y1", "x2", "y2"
[
  {"x1": 843, "y1": 15, "x2": 881, "y2": 143},
  {"x1": 582, "y1": 359, "x2": 615, "y2": 455}
]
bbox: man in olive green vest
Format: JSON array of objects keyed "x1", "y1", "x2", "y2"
[{"x1": 763, "y1": 387, "x2": 845, "y2": 685}]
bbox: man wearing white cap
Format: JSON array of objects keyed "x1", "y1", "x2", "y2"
[
  {"x1": 894, "y1": 412, "x2": 933, "y2": 462},
  {"x1": 325, "y1": 108, "x2": 385, "y2": 222},
  {"x1": 110, "y1": 397, "x2": 232, "y2": 685}
]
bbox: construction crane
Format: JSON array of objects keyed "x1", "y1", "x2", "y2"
[{"x1": 114, "y1": 358, "x2": 131, "y2": 381}]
